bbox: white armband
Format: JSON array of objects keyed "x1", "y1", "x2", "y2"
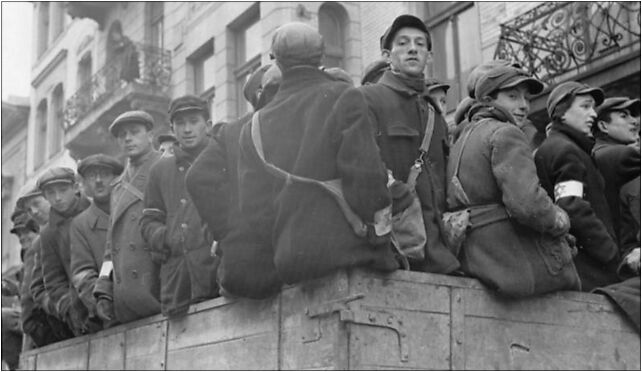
[
  {"x1": 373, "y1": 205, "x2": 392, "y2": 236},
  {"x1": 554, "y1": 180, "x2": 584, "y2": 202},
  {"x1": 99, "y1": 261, "x2": 113, "y2": 278}
]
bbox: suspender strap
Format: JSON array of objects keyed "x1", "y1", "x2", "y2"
[
  {"x1": 250, "y1": 113, "x2": 368, "y2": 237},
  {"x1": 407, "y1": 103, "x2": 436, "y2": 188}
]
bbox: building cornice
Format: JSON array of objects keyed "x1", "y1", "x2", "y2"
[{"x1": 31, "y1": 49, "x2": 68, "y2": 88}]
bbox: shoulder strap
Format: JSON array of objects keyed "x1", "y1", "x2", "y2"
[
  {"x1": 119, "y1": 180, "x2": 144, "y2": 201},
  {"x1": 407, "y1": 100, "x2": 436, "y2": 188},
  {"x1": 250, "y1": 113, "x2": 367, "y2": 237}
]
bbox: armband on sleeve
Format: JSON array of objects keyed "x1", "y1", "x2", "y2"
[
  {"x1": 99, "y1": 261, "x2": 113, "y2": 279},
  {"x1": 554, "y1": 180, "x2": 583, "y2": 202}
]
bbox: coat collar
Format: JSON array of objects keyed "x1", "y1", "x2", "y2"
[
  {"x1": 378, "y1": 70, "x2": 424, "y2": 97},
  {"x1": 277, "y1": 66, "x2": 334, "y2": 96},
  {"x1": 49, "y1": 196, "x2": 91, "y2": 227},
  {"x1": 550, "y1": 121, "x2": 595, "y2": 154},
  {"x1": 86, "y1": 201, "x2": 110, "y2": 230},
  {"x1": 469, "y1": 102, "x2": 516, "y2": 126},
  {"x1": 173, "y1": 141, "x2": 207, "y2": 167}
]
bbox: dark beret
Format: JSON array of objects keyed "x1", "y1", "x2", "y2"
[
  {"x1": 77, "y1": 154, "x2": 124, "y2": 177},
  {"x1": 597, "y1": 97, "x2": 641, "y2": 118},
  {"x1": 168, "y1": 95, "x2": 209, "y2": 122},
  {"x1": 547, "y1": 81, "x2": 604, "y2": 119},
  {"x1": 380, "y1": 15, "x2": 431, "y2": 52},
  {"x1": 36, "y1": 167, "x2": 76, "y2": 191},
  {"x1": 109, "y1": 110, "x2": 155, "y2": 137}
]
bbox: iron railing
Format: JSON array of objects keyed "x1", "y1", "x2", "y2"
[
  {"x1": 63, "y1": 42, "x2": 171, "y2": 131},
  {"x1": 494, "y1": 2, "x2": 641, "y2": 83}
]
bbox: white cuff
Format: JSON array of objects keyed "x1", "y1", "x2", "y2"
[{"x1": 554, "y1": 180, "x2": 583, "y2": 202}]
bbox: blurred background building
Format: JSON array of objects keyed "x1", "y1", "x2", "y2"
[{"x1": 2, "y1": 1, "x2": 640, "y2": 274}]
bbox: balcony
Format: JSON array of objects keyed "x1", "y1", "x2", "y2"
[
  {"x1": 63, "y1": 43, "x2": 172, "y2": 160},
  {"x1": 65, "y1": 2, "x2": 115, "y2": 29},
  {"x1": 494, "y1": 2, "x2": 641, "y2": 85}
]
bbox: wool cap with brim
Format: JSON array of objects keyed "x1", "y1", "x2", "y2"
[
  {"x1": 37, "y1": 167, "x2": 76, "y2": 191},
  {"x1": 77, "y1": 154, "x2": 124, "y2": 177},
  {"x1": 425, "y1": 78, "x2": 450, "y2": 94},
  {"x1": 361, "y1": 59, "x2": 389, "y2": 85},
  {"x1": 157, "y1": 133, "x2": 177, "y2": 144},
  {"x1": 10, "y1": 209, "x2": 38, "y2": 234},
  {"x1": 597, "y1": 97, "x2": 641, "y2": 118},
  {"x1": 168, "y1": 95, "x2": 209, "y2": 122},
  {"x1": 109, "y1": 110, "x2": 154, "y2": 137},
  {"x1": 546, "y1": 81, "x2": 605, "y2": 119},
  {"x1": 467, "y1": 60, "x2": 522, "y2": 98},
  {"x1": 474, "y1": 65, "x2": 544, "y2": 101},
  {"x1": 243, "y1": 65, "x2": 272, "y2": 108},
  {"x1": 271, "y1": 22, "x2": 324, "y2": 68},
  {"x1": 454, "y1": 97, "x2": 476, "y2": 125},
  {"x1": 380, "y1": 15, "x2": 431, "y2": 52},
  {"x1": 16, "y1": 186, "x2": 41, "y2": 210}
]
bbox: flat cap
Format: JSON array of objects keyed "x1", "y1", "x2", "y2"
[
  {"x1": 77, "y1": 154, "x2": 124, "y2": 177},
  {"x1": 475, "y1": 65, "x2": 544, "y2": 100},
  {"x1": 597, "y1": 97, "x2": 641, "y2": 118},
  {"x1": 454, "y1": 96, "x2": 476, "y2": 125},
  {"x1": 361, "y1": 58, "x2": 389, "y2": 85},
  {"x1": 546, "y1": 81, "x2": 604, "y2": 119},
  {"x1": 425, "y1": 78, "x2": 450, "y2": 94},
  {"x1": 243, "y1": 65, "x2": 272, "y2": 109},
  {"x1": 16, "y1": 186, "x2": 41, "y2": 210},
  {"x1": 109, "y1": 110, "x2": 154, "y2": 137},
  {"x1": 157, "y1": 132, "x2": 177, "y2": 144},
  {"x1": 10, "y1": 209, "x2": 37, "y2": 235},
  {"x1": 37, "y1": 167, "x2": 75, "y2": 191},
  {"x1": 271, "y1": 22, "x2": 324, "y2": 68},
  {"x1": 380, "y1": 15, "x2": 431, "y2": 52},
  {"x1": 168, "y1": 95, "x2": 209, "y2": 122},
  {"x1": 467, "y1": 60, "x2": 522, "y2": 98}
]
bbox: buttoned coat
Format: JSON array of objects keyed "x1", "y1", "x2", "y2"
[
  {"x1": 357, "y1": 70, "x2": 459, "y2": 274},
  {"x1": 141, "y1": 146, "x2": 218, "y2": 316},
  {"x1": 70, "y1": 202, "x2": 110, "y2": 322},
  {"x1": 447, "y1": 106, "x2": 580, "y2": 297},
  {"x1": 535, "y1": 123, "x2": 620, "y2": 290},
  {"x1": 101, "y1": 150, "x2": 162, "y2": 323}
]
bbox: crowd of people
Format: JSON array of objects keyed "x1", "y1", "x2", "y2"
[{"x1": 2, "y1": 15, "x2": 640, "y2": 368}]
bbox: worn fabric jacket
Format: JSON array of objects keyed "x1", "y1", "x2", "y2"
[
  {"x1": 535, "y1": 123, "x2": 620, "y2": 290},
  {"x1": 96, "y1": 150, "x2": 162, "y2": 323},
  {"x1": 69, "y1": 201, "x2": 110, "y2": 325},
  {"x1": 446, "y1": 105, "x2": 580, "y2": 297},
  {"x1": 592, "y1": 137, "x2": 640, "y2": 249},
  {"x1": 238, "y1": 66, "x2": 398, "y2": 285},
  {"x1": 618, "y1": 176, "x2": 640, "y2": 277},
  {"x1": 358, "y1": 70, "x2": 459, "y2": 273},
  {"x1": 141, "y1": 145, "x2": 218, "y2": 316}
]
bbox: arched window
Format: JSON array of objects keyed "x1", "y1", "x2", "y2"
[
  {"x1": 35, "y1": 99, "x2": 48, "y2": 168},
  {"x1": 318, "y1": 3, "x2": 348, "y2": 69},
  {"x1": 50, "y1": 84, "x2": 64, "y2": 156}
]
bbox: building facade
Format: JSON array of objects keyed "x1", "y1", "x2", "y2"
[{"x1": 4, "y1": 1, "x2": 639, "y2": 275}]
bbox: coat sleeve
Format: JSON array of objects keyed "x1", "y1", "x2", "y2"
[
  {"x1": 29, "y1": 237, "x2": 55, "y2": 315},
  {"x1": 40, "y1": 229, "x2": 73, "y2": 317},
  {"x1": 549, "y1": 145, "x2": 619, "y2": 263},
  {"x1": 140, "y1": 161, "x2": 168, "y2": 253},
  {"x1": 69, "y1": 218, "x2": 98, "y2": 315},
  {"x1": 490, "y1": 125, "x2": 568, "y2": 236},
  {"x1": 615, "y1": 145, "x2": 641, "y2": 184},
  {"x1": 331, "y1": 88, "x2": 391, "y2": 225},
  {"x1": 185, "y1": 125, "x2": 230, "y2": 240}
]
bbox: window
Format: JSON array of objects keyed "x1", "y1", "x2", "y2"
[
  {"x1": 188, "y1": 39, "x2": 215, "y2": 97},
  {"x1": 148, "y1": 2, "x2": 164, "y2": 49},
  {"x1": 50, "y1": 2, "x2": 65, "y2": 40},
  {"x1": 232, "y1": 6, "x2": 261, "y2": 117},
  {"x1": 318, "y1": 3, "x2": 348, "y2": 68},
  {"x1": 425, "y1": 2, "x2": 482, "y2": 114},
  {"x1": 37, "y1": 2, "x2": 50, "y2": 58},
  {"x1": 50, "y1": 85, "x2": 64, "y2": 157},
  {"x1": 35, "y1": 100, "x2": 48, "y2": 168}
]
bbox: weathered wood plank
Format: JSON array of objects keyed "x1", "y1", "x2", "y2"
[
  {"x1": 88, "y1": 332, "x2": 125, "y2": 370},
  {"x1": 19, "y1": 354, "x2": 36, "y2": 370},
  {"x1": 36, "y1": 341, "x2": 88, "y2": 370},
  {"x1": 124, "y1": 321, "x2": 167, "y2": 370},
  {"x1": 450, "y1": 287, "x2": 466, "y2": 370}
]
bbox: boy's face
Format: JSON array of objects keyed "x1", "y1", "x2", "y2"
[
  {"x1": 159, "y1": 141, "x2": 175, "y2": 158},
  {"x1": 384, "y1": 27, "x2": 429, "y2": 78},
  {"x1": 116, "y1": 122, "x2": 154, "y2": 159},
  {"x1": 42, "y1": 182, "x2": 78, "y2": 214},
  {"x1": 492, "y1": 84, "x2": 531, "y2": 127},
  {"x1": 171, "y1": 111, "x2": 210, "y2": 151},
  {"x1": 16, "y1": 230, "x2": 38, "y2": 251},
  {"x1": 562, "y1": 94, "x2": 597, "y2": 136},
  {"x1": 82, "y1": 166, "x2": 117, "y2": 204},
  {"x1": 598, "y1": 109, "x2": 638, "y2": 144},
  {"x1": 24, "y1": 195, "x2": 50, "y2": 226}
]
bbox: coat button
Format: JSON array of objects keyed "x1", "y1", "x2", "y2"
[
  {"x1": 132, "y1": 270, "x2": 138, "y2": 279},
  {"x1": 180, "y1": 198, "x2": 187, "y2": 204},
  {"x1": 178, "y1": 166, "x2": 185, "y2": 172},
  {"x1": 181, "y1": 223, "x2": 187, "y2": 229}
]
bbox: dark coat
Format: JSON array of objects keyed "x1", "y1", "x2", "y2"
[
  {"x1": 592, "y1": 137, "x2": 640, "y2": 249},
  {"x1": 141, "y1": 146, "x2": 218, "y2": 316},
  {"x1": 594, "y1": 276, "x2": 641, "y2": 333},
  {"x1": 618, "y1": 176, "x2": 640, "y2": 277},
  {"x1": 535, "y1": 123, "x2": 620, "y2": 291},
  {"x1": 358, "y1": 70, "x2": 459, "y2": 274},
  {"x1": 185, "y1": 113, "x2": 282, "y2": 299},
  {"x1": 446, "y1": 105, "x2": 580, "y2": 297},
  {"x1": 99, "y1": 150, "x2": 162, "y2": 323},
  {"x1": 238, "y1": 66, "x2": 398, "y2": 285},
  {"x1": 70, "y1": 202, "x2": 109, "y2": 323}
]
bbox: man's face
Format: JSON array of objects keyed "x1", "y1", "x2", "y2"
[
  {"x1": 24, "y1": 196, "x2": 50, "y2": 226},
  {"x1": 384, "y1": 27, "x2": 429, "y2": 78},
  {"x1": 598, "y1": 109, "x2": 639, "y2": 145},
  {"x1": 16, "y1": 230, "x2": 37, "y2": 251},
  {"x1": 429, "y1": 88, "x2": 448, "y2": 114},
  {"x1": 562, "y1": 94, "x2": 597, "y2": 136},
  {"x1": 159, "y1": 141, "x2": 175, "y2": 158},
  {"x1": 82, "y1": 166, "x2": 117, "y2": 203},
  {"x1": 171, "y1": 111, "x2": 210, "y2": 151},
  {"x1": 492, "y1": 84, "x2": 531, "y2": 127},
  {"x1": 42, "y1": 182, "x2": 78, "y2": 214},
  {"x1": 116, "y1": 122, "x2": 153, "y2": 159}
]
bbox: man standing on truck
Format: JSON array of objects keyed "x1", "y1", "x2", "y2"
[
  {"x1": 140, "y1": 96, "x2": 219, "y2": 317},
  {"x1": 94, "y1": 111, "x2": 162, "y2": 324},
  {"x1": 70, "y1": 154, "x2": 124, "y2": 330}
]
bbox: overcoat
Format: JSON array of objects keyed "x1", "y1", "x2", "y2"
[
  {"x1": 238, "y1": 66, "x2": 398, "y2": 285},
  {"x1": 358, "y1": 70, "x2": 459, "y2": 274},
  {"x1": 70, "y1": 202, "x2": 110, "y2": 321},
  {"x1": 535, "y1": 123, "x2": 620, "y2": 290},
  {"x1": 141, "y1": 145, "x2": 218, "y2": 316},
  {"x1": 446, "y1": 105, "x2": 580, "y2": 297},
  {"x1": 98, "y1": 150, "x2": 162, "y2": 323}
]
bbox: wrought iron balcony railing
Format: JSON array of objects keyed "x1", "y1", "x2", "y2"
[
  {"x1": 63, "y1": 42, "x2": 171, "y2": 131},
  {"x1": 494, "y1": 2, "x2": 641, "y2": 83}
]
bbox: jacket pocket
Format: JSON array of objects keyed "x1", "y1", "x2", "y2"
[
  {"x1": 535, "y1": 235, "x2": 574, "y2": 276},
  {"x1": 385, "y1": 124, "x2": 420, "y2": 178}
]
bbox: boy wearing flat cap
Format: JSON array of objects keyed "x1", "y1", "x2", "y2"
[
  {"x1": 140, "y1": 95, "x2": 219, "y2": 316},
  {"x1": 157, "y1": 133, "x2": 177, "y2": 158},
  {"x1": 70, "y1": 154, "x2": 123, "y2": 330},
  {"x1": 535, "y1": 81, "x2": 621, "y2": 291},
  {"x1": 445, "y1": 65, "x2": 579, "y2": 297},
  {"x1": 94, "y1": 110, "x2": 162, "y2": 324},
  {"x1": 186, "y1": 64, "x2": 283, "y2": 299},
  {"x1": 36, "y1": 167, "x2": 99, "y2": 336}
]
